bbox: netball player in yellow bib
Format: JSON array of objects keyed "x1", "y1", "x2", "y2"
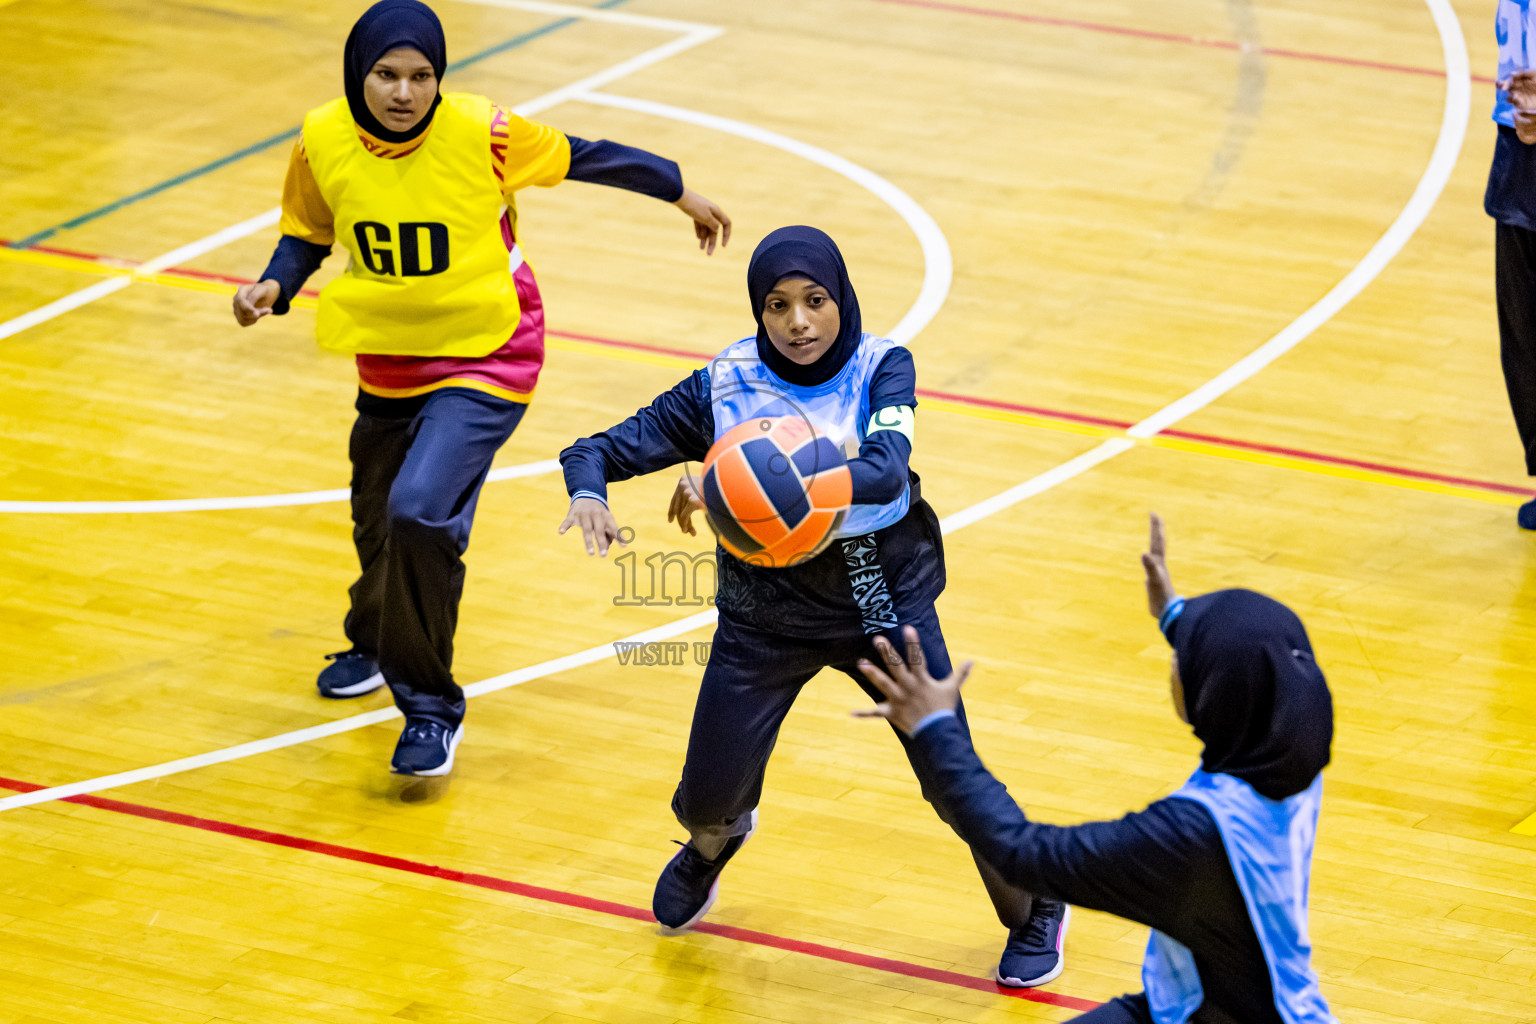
[{"x1": 231, "y1": 0, "x2": 731, "y2": 776}]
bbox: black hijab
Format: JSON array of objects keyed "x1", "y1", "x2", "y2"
[
  {"x1": 1167, "y1": 589, "x2": 1333, "y2": 800},
  {"x1": 747, "y1": 226, "x2": 864, "y2": 387},
  {"x1": 344, "y1": 0, "x2": 446, "y2": 145}
]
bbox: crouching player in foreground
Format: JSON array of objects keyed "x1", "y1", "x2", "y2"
[
  {"x1": 857, "y1": 514, "x2": 1338, "y2": 1023},
  {"x1": 559, "y1": 226, "x2": 1071, "y2": 988}
]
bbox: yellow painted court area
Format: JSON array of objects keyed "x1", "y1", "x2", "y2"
[{"x1": 2, "y1": 0, "x2": 1535, "y2": 1022}]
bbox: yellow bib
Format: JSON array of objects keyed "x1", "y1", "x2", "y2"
[{"x1": 303, "y1": 93, "x2": 521, "y2": 358}]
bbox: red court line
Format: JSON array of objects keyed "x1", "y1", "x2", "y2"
[
  {"x1": 870, "y1": 0, "x2": 1499, "y2": 85},
  {"x1": 1158, "y1": 428, "x2": 1536, "y2": 497},
  {"x1": 915, "y1": 385, "x2": 1133, "y2": 431},
  {"x1": 0, "y1": 776, "x2": 1099, "y2": 1012},
  {"x1": 5, "y1": 240, "x2": 1529, "y2": 500},
  {"x1": 549, "y1": 327, "x2": 715, "y2": 363},
  {"x1": 551, "y1": 333, "x2": 1535, "y2": 499}
]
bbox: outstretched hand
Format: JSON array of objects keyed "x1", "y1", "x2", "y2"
[
  {"x1": 854, "y1": 625, "x2": 973, "y2": 735},
  {"x1": 674, "y1": 188, "x2": 732, "y2": 255},
  {"x1": 667, "y1": 475, "x2": 705, "y2": 536},
  {"x1": 558, "y1": 496, "x2": 625, "y2": 557},
  {"x1": 1141, "y1": 512, "x2": 1176, "y2": 618}
]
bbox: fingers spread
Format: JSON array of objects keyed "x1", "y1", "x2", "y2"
[
  {"x1": 954, "y1": 660, "x2": 975, "y2": 690},
  {"x1": 856, "y1": 657, "x2": 901, "y2": 698},
  {"x1": 902, "y1": 625, "x2": 923, "y2": 671},
  {"x1": 873, "y1": 635, "x2": 905, "y2": 672}
]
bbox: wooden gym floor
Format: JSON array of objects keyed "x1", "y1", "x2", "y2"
[{"x1": 1, "y1": 0, "x2": 1534, "y2": 1021}]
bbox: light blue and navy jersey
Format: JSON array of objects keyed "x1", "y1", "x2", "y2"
[
  {"x1": 907, "y1": 716, "x2": 1290, "y2": 1024},
  {"x1": 560, "y1": 334, "x2": 944, "y2": 638},
  {"x1": 1496, "y1": 0, "x2": 1534, "y2": 127},
  {"x1": 1142, "y1": 771, "x2": 1334, "y2": 1024},
  {"x1": 1486, "y1": 3, "x2": 1536, "y2": 230}
]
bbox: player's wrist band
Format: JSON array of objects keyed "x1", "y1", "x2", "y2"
[
  {"x1": 571, "y1": 490, "x2": 608, "y2": 508},
  {"x1": 909, "y1": 708, "x2": 957, "y2": 736},
  {"x1": 1159, "y1": 596, "x2": 1186, "y2": 639}
]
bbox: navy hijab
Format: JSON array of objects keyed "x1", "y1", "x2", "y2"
[
  {"x1": 344, "y1": 0, "x2": 446, "y2": 144},
  {"x1": 748, "y1": 226, "x2": 864, "y2": 387},
  {"x1": 1167, "y1": 589, "x2": 1334, "y2": 801}
]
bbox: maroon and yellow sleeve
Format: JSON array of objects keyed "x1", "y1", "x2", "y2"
[
  {"x1": 278, "y1": 136, "x2": 337, "y2": 246},
  {"x1": 490, "y1": 104, "x2": 572, "y2": 201}
]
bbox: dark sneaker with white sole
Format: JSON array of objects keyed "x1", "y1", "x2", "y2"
[
  {"x1": 390, "y1": 718, "x2": 464, "y2": 776},
  {"x1": 653, "y1": 809, "x2": 757, "y2": 932},
  {"x1": 317, "y1": 649, "x2": 385, "y2": 699},
  {"x1": 997, "y1": 899, "x2": 1071, "y2": 988}
]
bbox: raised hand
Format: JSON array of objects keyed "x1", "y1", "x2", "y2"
[
  {"x1": 854, "y1": 625, "x2": 973, "y2": 735},
  {"x1": 667, "y1": 474, "x2": 705, "y2": 536},
  {"x1": 558, "y1": 496, "x2": 625, "y2": 557},
  {"x1": 674, "y1": 188, "x2": 732, "y2": 255},
  {"x1": 1141, "y1": 512, "x2": 1176, "y2": 618}
]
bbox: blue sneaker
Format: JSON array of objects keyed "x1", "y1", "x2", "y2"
[
  {"x1": 996, "y1": 900, "x2": 1070, "y2": 988},
  {"x1": 653, "y1": 809, "x2": 757, "y2": 933},
  {"x1": 1520, "y1": 499, "x2": 1536, "y2": 531},
  {"x1": 390, "y1": 718, "x2": 463, "y2": 776},
  {"x1": 317, "y1": 649, "x2": 385, "y2": 699}
]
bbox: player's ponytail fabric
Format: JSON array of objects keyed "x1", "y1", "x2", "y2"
[
  {"x1": 343, "y1": 0, "x2": 446, "y2": 144},
  {"x1": 747, "y1": 226, "x2": 864, "y2": 387}
]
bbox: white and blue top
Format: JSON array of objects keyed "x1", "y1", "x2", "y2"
[
  {"x1": 1143, "y1": 771, "x2": 1336, "y2": 1024},
  {"x1": 708, "y1": 332, "x2": 911, "y2": 537},
  {"x1": 560, "y1": 333, "x2": 944, "y2": 639},
  {"x1": 1496, "y1": 0, "x2": 1534, "y2": 127}
]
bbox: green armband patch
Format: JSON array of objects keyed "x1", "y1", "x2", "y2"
[{"x1": 867, "y1": 405, "x2": 915, "y2": 446}]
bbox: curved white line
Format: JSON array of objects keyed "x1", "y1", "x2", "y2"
[
  {"x1": 2, "y1": 98, "x2": 950, "y2": 515},
  {"x1": 577, "y1": 91, "x2": 955, "y2": 346},
  {"x1": 0, "y1": 460, "x2": 563, "y2": 514},
  {"x1": 0, "y1": 0, "x2": 1468, "y2": 812},
  {"x1": 1128, "y1": 0, "x2": 1470, "y2": 439},
  {"x1": 946, "y1": 0, "x2": 1469, "y2": 531}
]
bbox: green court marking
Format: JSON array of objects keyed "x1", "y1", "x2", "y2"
[{"x1": 7, "y1": 0, "x2": 630, "y2": 249}]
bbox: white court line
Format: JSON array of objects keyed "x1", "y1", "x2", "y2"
[
  {"x1": 0, "y1": 460, "x2": 562, "y2": 514},
  {"x1": 0, "y1": 277, "x2": 130, "y2": 343},
  {"x1": 578, "y1": 92, "x2": 953, "y2": 347},
  {"x1": 0, "y1": 3, "x2": 721, "y2": 513},
  {"x1": 0, "y1": 6, "x2": 719, "y2": 350},
  {"x1": 0, "y1": 612, "x2": 720, "y2": 811},
  {"x1": 456, "y1": 0, "x2": 710, "y2": 34},
  {"x1": 2, "y1": 50, "x2": 951, "y2": 515},
  {"x1": 0, "y1": 210, "x2": 284, "y2": 345},
  {"x1": 1127, "y1": 0, "x2": 1471, "y2": 440},
  {"x1": 945, "y1": 0, "x2": 1470, "y2": 527},
  {"x1": 0, "y1": 0, "x2": 1469, "y2": 813}
]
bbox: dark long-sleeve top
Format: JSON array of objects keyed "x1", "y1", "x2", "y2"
[
  {"x1": 1486, "y1": 124, "x2": 1536, "y2": 231},
  {"x1": 565, "y1": 136, "x2": 683, "y2": 199},
  {"x1": 561, "y1": 351, "x2": 917, "y2": 506},
  {"x1": 559, "y1": 349, "x2": 947, "y2": 637},
  {"x1": 909, "y1": 716, "x2": 1281, "y2": 1024}
]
